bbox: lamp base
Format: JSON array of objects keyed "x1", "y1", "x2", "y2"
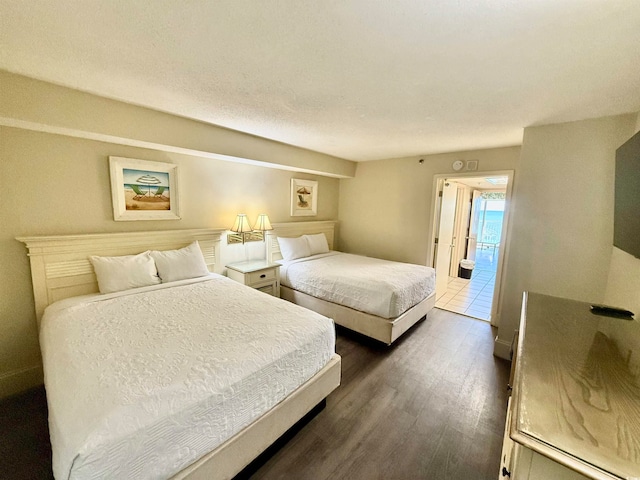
[{"x1": 227, "y1": 231, "x2": 265, "y2": 244}]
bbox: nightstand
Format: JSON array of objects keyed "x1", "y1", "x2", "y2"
[{"x1": 226, "y1": 260, "x2": 280, "y2": 297}]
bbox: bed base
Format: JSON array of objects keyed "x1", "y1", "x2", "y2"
[
  {"x1": 281, "y1": 286, "x2": 436, "y2": 345},
  {"x1": 267, "y1": 221, "x2": 436, "y2": 345},
  {"x1": 236, "y1": 398, "x2": 327, "y2": 478},
  {"x1": 174, "y1": 354, "x2": 341, "y2": 480}
]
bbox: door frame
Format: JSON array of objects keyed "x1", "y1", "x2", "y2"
[{"x1": 427, "y1": 170, "x2": 514, "y2": 326}]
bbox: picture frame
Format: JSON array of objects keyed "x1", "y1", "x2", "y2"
[
  {"x1": 290, "y1": 178, "x2": 318, "y2": 216},
  {"x1": 109, "y1": 156, "x2": 181, "y2": 221}
]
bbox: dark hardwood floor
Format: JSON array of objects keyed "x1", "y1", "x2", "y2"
[
  {"x1": 0, "y1": 308, "x2": 510, "y2": 479},
  {"x1": 0, "y1": 385, "x2": 52, "y2": 479},
  {"x1": 251, "y1": 309, "x2": 510, "y2": 480}
]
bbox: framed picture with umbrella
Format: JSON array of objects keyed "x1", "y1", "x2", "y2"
[
  {"x1": 109, "y1": 156, "x2": 181, "y2": 221},
  {"x1": 290, "y1": 178, "x2": 318, "y2": 216}
]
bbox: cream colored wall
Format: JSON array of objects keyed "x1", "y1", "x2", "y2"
[
  {"x1": 495, "y1": 113, "x2": 638, "y2": 358},
  {"x1": 0, "y1": 126, "x2": 339, "y2": 399},
  {"x1": 338, "y1": 147, "x2": 520, "y2": 265}
]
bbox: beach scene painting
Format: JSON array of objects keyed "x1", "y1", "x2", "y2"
[
  {"x1": 109, "y1": 157, "x2": 181, "y2": 221},
  {"x1": 123, "y1": 168, "x2": 171, "y2": 211},
  {"x1": 290, "y1": 178, "x2": 318, "y2": 216}
]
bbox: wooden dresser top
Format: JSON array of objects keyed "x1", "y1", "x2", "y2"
[{"x1": 511, "y1": 292, "x2": 640, "y2": 480}]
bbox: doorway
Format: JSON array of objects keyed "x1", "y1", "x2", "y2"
[{"x1": 429, "y1": 172, "x2": 513, "y2": 325}]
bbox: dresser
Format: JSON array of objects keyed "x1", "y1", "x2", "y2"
[
  {"x1": 500, "y1": 292, "x2": 640, "y2": 480},
  {"x1": 226, "y1": 260, "x2": 280, "y2": 297}
]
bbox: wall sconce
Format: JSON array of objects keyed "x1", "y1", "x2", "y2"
[
  {"x1": 228, "y1": 213, "x2": 273, "y2": 244},
  {"x1": 253, "y1": 214, "x2": 273, "y2": 241}
]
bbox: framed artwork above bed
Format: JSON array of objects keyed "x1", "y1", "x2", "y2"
[
  {"x1": 291, "y1": 178, "x2": 318, "y2": 216},
  {"x1": 109, "y1": 156, "x2": 181, "y2": 221}
]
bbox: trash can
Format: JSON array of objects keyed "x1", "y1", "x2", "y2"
[{"x1": 459, "y1": 259, "x2": 475, "y2": 279}]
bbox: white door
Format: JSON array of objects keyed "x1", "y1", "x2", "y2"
[
  {"x1": 434, "y1": 181, "x2": 458, "y2": 300},
  {"x1": 467, "y1": 190, "x2": 482, "y2": 261}
]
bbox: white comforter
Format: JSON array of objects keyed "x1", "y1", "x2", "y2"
[
  {"x1": 40, "y1": 274, "x2": 335, "y2": 480},
  {"x1": 279, "y1": 252, "x2": 436, "y2": 319}
]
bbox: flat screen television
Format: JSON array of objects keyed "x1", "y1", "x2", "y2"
[{"x1": 614, "y1": 129, "x2": 640, "y2": 259}]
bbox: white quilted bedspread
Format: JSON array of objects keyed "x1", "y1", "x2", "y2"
[
  {"x1": 40, "y1": 274, "x2": 335, "y2": 480},
  {"x1": 279, "y1": 252, "x2": 436, "y2": 319}
]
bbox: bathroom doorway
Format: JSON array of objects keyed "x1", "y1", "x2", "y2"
[{"x1": 429, "y1": 171, "x2": 513, "y2": 325}]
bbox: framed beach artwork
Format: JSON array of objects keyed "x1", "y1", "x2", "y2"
[
  {"x1": 109, "y1": 156, "x2": 181, "y2": 221},
  {"x1": 290, "y1": 178, "x2": 318, "y2": 216}
]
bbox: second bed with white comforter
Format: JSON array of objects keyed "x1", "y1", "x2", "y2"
[{"x1": 278, "y1": 252, "x2": 436, "y2": 319}]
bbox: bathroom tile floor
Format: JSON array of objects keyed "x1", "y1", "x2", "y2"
[{"x1": 435, "y1": 246, "x2": 498, "y2": 322}]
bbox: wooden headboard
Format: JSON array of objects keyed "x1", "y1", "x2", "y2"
[
  {"x1": 266, "y1": 221, "x2": 337, "y2": 263},
  {"x1": 17, "y1": 229, "x2": 225, "y2": 328}
]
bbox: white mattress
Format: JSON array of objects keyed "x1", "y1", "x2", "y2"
[
  {"x1": 40, "y1": 274, "x2": 335, "y2": 480},
  {"x1": 279, "y1": 252, "x2": 436, "y2": 319}
]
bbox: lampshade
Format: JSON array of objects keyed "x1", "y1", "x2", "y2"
[
  {"x1": 254, "y1": 214, "x2": 273, "y2": 232},
  {"x1": 230, "y1": 214, "x2": 252, "y2": 233}
]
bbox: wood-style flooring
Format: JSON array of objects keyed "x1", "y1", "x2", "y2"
[{"x1": 0, "y1": 308, "x2": 510, "y2": 480}]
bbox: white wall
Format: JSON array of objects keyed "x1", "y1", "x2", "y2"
[{"x1": 495, "y1": 113, "x2": 639, "y2": 358}]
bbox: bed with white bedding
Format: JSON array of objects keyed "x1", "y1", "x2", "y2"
[
  {"x1": 267, "y1": 221, "x2": 436, "y2": 345},
  {"x1": 279, "y1": 252, "x2": 436, "y2": 319},
  {"x1": 18, "y1": 229, "x2": 341, "y2": 480}
]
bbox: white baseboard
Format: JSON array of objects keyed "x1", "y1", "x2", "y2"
[
  {"x1": 493, "y1": 336, "x2": 512, "y2": 361},
  {"x1": 0, "y1": 364, "x2": 44, "y2": 400}
]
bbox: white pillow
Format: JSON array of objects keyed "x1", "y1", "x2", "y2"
[
  {"x1": 150, "y1": 241, "x2": 210, "y2": 283},
  {"x1": 278, "y1": 236, "x2": 311, "y2": 261},
  {"x1": 304, "y1": 233, "x2": 330, "y2": 255},
  {"x1": 90, "y1": 251, "x2": 161, "y2": 294}
]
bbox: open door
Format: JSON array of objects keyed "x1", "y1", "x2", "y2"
[
  {"x1": 467, "y1": 190, "x2": 482, "y2": 261},
  {"x1": 434, "y1": 181, "x2": 458, "y2": 300}
]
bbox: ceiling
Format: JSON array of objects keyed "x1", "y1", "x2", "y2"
[
  {"x1": 2, "y1": 1, "x2": 640, "y2": 162},
  {"x1": 453, "y1": 176, "x2": 508, "y2": 190}
]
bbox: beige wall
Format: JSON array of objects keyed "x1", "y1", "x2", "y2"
[
  {"x1": 338, "y1": 147, "x2": 520, "y2": 265},
  {"x1": 0, "y1": 125, "x2": 340, "y2": 399},
  {"x1": 495, "y1": 113, "x2": 639, "y2": 358}
]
